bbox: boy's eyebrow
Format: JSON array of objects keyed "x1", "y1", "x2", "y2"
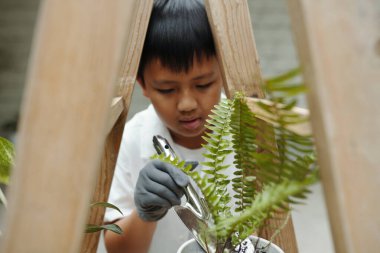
[
  {"x1": 153, "y1": 80, "x2": 180, "y2": 85},
  {"x1": 191, "y1": 72, "x2": 215, "y2": 81},
  {"x1": 153, "y1": 72, "x2": 215, "y2": 85}
]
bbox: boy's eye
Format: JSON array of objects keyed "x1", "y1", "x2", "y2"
[
  {"x1": 196, "y1": 82, "x2": 213, "y2": 89},
  {"x1": 156, "y1": 88, "x2": 175, "y2": 94}
]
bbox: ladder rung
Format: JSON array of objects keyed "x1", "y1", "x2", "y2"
[{"x1": 246, "y1": 97, "x2": 312, "y2": 136}]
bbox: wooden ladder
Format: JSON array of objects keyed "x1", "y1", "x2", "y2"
[{"x1": 1, "y1": 1, "x2": 379, "y2": 253}]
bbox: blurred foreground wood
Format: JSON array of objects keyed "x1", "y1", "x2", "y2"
[
  {"x1": 287, "y1": 0, "x2": 380, "y2": 252},
  {"x1": 0, "y1": 1, "x2": 133, "y2": 253},
  {"x1": 80, "y1": 1, "x2": 154, "y2": 252}
]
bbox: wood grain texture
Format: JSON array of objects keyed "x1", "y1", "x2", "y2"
[
  {"x1": 205, "y1": 1, "x2": 298, "y2": 252},
  {"x1": 258, "y1": 210, "x2": 297, "y2": 253},
  {"x1": 80, "y1": 110, "x2": 126, "y2": 253},
  {"x1": 105, "y1": 97, "x2": 124, "y2": 134},
  {"x1": 255, "y1": 128, "x2": 299, "y2": 253},
  {"x1": 117, "y1": 0, "x2": 154, "y2": 108},
  {"x1": 80, "y1": 1, "x2": 154, "y2": 252},
  {"x1": 0, "y1": 1, "x2": 132, "y2": 253},
  {"x1": 287, "y1": 0, "x2": 380, "y2": 252},
  {"x1": 204, "y1": 0, "x2": 264, "y2": 98}
]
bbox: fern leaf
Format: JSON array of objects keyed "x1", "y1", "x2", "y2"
[
  {"x1": 214, "y1": 177, "x2": 317, "y2": 246},
  {"x1": 230, "y1": 93, "x2": 260, "y2": 213},
  {"x1": 200, "y1": 98, "x2": 235, "y2": 223}
]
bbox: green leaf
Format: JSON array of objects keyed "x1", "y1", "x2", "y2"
[
  {"x1": 0, "y1": 136, "x2": 15, "y2": 185},
  {"x1": 265, "y1": 68, "x2": 301, "y2": 85},
  {"x1": 267, "y1": 83, "x2": 307, "y2": 96},
  {"x1": 91, "y1": 202, "x2": 123, "y2": 216},
  {"x1": 86, "y1": 224, "x2": 123, "y2": 234}
]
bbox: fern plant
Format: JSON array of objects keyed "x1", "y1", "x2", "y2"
[
  {"x1": 0, "y1": 136, "x2": 14, "y2": 207},
  {"x1": 154, "y1": 68, "x2": 318, "y2": 252}
]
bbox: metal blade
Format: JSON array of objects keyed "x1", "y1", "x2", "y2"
[{"x1": 174, "y1": 205, "x2": 217, "y2": 252}]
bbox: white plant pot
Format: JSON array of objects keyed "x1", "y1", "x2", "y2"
[{"x1": 177, "y1": 236, "x2": 284, "y2": 253}]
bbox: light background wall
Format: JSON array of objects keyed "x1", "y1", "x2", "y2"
[{"x1": 0, "y1": 0, "x2": 334, "y2": 252}]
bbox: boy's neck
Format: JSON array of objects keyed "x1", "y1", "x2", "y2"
[{"x1": 170, "y1": 132, "x2": 205, "y2": 149}]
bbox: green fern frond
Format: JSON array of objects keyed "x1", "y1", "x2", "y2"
[
  {"x1": 214, "y1": 175, "x2": 317, "y2": 245},
  {"x1": 0, "y1": 136, "x2": 14, "y2": 185},
  {"x1": 200, "y1": 98, "x2": 235, "y2": 223},
  {"x1": 229, "y1": 93, "x2": 260, "y2": 213},
  {"x1": 265, "y1": 68, "x2": 301, "y2": 85},
  {"x1": 150, "y1": 153, "x2": 191, "y2": 172}
]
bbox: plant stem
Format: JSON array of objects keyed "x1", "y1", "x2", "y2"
[{"x1": 269, "y1": 211, "x2": 290, "y2": 242}]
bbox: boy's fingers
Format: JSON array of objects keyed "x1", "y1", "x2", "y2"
[
  {"x1": 146, "y1": 169, "x2": 184, "y2": 198},
  {"x1": 151, "y1": 160, "x2": 190, "y2": 187},
  {"x1": 184, "y1": 161, "x2": 198, "y2": 171},
  {"x1": 142, "y1": 180, "x2": 182, "y2": 207}
]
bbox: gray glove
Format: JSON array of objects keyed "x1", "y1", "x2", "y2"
[{"x1": 134, "y1": 160, "x2": 197, "y2": 221}]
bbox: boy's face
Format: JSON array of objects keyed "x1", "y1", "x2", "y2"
[{"x1": 139, "y1": 56, "x2": 223, "y2": 149}]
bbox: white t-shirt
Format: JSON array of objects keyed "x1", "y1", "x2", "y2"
[{"x1": 105, "y1": 104, "x2": 210, "y2": 252}]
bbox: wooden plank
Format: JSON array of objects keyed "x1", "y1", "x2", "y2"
[
  {"x1": 0, "y1": 1, "x2": 132, "y2": 253},
  {"x1": 205, "y1": 1, "x2": 299, "y2": 252},
  {"x1": 204, "y1": 0, "x2": 264, "y2": 98},
  {"x1": 286, "y1": 0, "x2": 380, "y2": 252},
  {"x1": 105, "y1": 97, "x2": 124, "y2": 134},
  {"x1": 117, "y1": 0, "x2": 155, "y2": 107},
  {"x1": 247, "y1": 98, "x2": 311, "y2": 136},
  {"x1": 80, "y1": 97, "x2": 126, "y2": 253},
  {"x1": 80, "y1": 112, "x2": 126, "y2": 253},
  {"x1": 80, "y1": 1, "x2": 154, "y2": 252}
]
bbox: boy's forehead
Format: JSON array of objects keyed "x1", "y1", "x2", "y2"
[{"x1": 145, "y1": 56, "x2": 219, "y2": 79}]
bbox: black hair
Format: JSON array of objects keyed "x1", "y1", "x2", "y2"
[{"x1": 137, "y1": 0, "x2": 216, "y2": 80}]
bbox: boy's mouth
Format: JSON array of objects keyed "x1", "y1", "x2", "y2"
[{"x1": 179, "y1": 118, "x2": 202, "y2": 130}]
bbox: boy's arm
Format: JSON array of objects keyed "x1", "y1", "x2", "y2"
[
  {"x1": 104, "y1": 160, "x2": 190, "y2": 253},
  {"x1": 104, "y1": 209, "x2": 156, "y2": 253}
]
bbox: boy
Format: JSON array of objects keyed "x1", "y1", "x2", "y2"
[{"x1": 104, "y1": 0, "x2": 224, "y2": 252}]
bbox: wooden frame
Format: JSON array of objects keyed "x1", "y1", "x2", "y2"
[
  {"x1": 287, "y1": 0, "x2": 380, "y2": 252},
  {"x1": 0, "y1": 1, "x2": 142, "y2": 253},
  {"x1": 2, "y1": 0, "x2": 379, "y2": 253},
  {"x1": 80, "y1": 1, "x2": 154, "y2": 252}
]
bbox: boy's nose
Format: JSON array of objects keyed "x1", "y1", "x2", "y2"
[{"x1": 178, "y1": 93, "x2": 197, "y2": 112}]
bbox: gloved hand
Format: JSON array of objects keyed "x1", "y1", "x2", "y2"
[{"x1": 134, "y1": 160, "x2": 197, "y2": 221}]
